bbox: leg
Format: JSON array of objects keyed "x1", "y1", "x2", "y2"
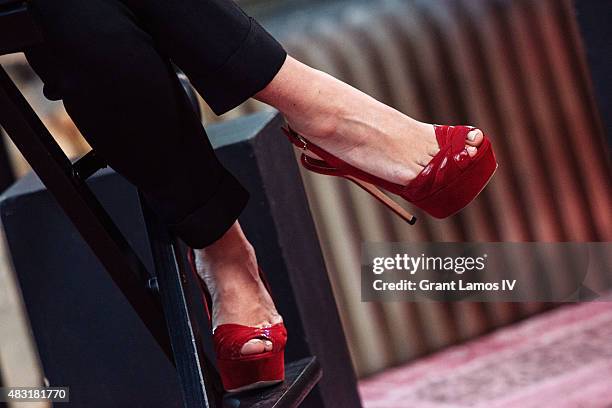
[
  {"x1": 97, "y1": 0, "x2": 287, "y2": 354},
  {"x1": 119, "y1": 0, "x2": 286, "y2": 116},
  {"x1": 26, "y1": 0, "x2": 249, "y2": 249},
  {"x1": 255, "y1": 56, "x2": 485, "y2": 185},
  {"x1": 26, "y1": 0, "x2": 282, "y2": 357}
]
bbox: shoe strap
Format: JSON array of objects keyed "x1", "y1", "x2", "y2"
[
  {"x1": 214, "y1": 323, "x2": 287, "y2": 359},
  {"x1": 406, "y1": 125, "x2": 487, "y2": 197},
  {"x1": 282, "y1": 126, "x2": 404, "y2": 194},
  {"x1": 283, "y1": 126, "x2": 309, "y2": 151},
  {"x1": 283, "y1": 124, "x2": 489, "y2": 199},
  {"x1": 300, "y1": 154, "x2": 343, "y2": 176}
]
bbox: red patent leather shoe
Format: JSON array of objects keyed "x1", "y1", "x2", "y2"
[
  {"x1": 187, "y1": 249, "x2": 287, "y2": 393},
  {"x1": 283, "y1": 124, "x2": 497, "y2": 222}
]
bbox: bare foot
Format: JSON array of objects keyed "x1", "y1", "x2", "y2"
[
  {"x1": 192, "y1": 221, "x2": 283, "y2": 355},
  {"x1": 256, "y1": 56, "x2": 484, "y2": 185}
]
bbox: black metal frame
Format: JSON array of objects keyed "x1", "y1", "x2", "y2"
[
  {"x1": 140, "y1": 195, "x2": 220, "y2": 407},
  {"x1": 0, "y1": 63, "x2": 220, "y2": 407}
]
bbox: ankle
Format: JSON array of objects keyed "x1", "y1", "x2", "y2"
[
  {"x1": 195, "y1": 243, "x2": 260, "y2": 306},
  {"x1": 256, "y1": 56, "x2": 341, "y2": 138},
  {"x1": 199, "y1": 221, "x2": 251, "y2": 257},
  {"x1": 193, "y1": 222, "x2": 258, "y2": 279}
]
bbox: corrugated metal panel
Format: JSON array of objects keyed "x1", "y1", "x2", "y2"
[{"x1": 209, "y1": 0, "x2": 611, "y2": 377}]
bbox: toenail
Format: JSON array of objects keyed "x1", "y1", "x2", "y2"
[
  {"x1": 467, "y1": 146, "x2": 477, "y2": 153},
  {"x1": 468, "y1": 131, "x2": 478, "y2": 141}
]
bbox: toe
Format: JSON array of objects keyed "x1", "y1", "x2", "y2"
[
  {"x1": 417, "y1": 154, "x2": 432, "y2": 167},
  {"x1": 466, "y1": 145, "x2": 478, "y2": 157},
  {"x1": 466, "y1": 129, "x2": 484, "y2": 147},
  {"x1": 241, "y1": 339, "x2": 269, "y2": 355}
]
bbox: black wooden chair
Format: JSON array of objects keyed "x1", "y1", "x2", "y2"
[{"x1": 0, "y1": 1, "x2": 363, "y2": 407}]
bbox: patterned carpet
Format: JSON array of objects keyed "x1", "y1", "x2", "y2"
[{"x1": 360, "y1": 301, "x2": 612, "y2": 408}]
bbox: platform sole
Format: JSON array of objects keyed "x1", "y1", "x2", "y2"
[
  {"x1": 410, "y1": 148, "x2": 497, "y2": 218},
  {"x1": 343, "y1": 146, "x2": 497, "y2": 221},
  {"x1": 218, "y1": 351, "x2": 285, "y2": 393}
]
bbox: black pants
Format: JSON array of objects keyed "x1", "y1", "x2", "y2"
[{"x1": 25, "y1": 0, "x2": 287, "y2": 248}]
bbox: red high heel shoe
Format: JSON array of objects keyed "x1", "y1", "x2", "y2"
[
  {"x1": 187, "y1": 249, "x2": 287, "y2": 393},
  {"x1": 282, "y1": 124, "x2": 497, "y2": 222}
]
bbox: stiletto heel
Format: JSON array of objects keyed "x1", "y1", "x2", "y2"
[
  {"x1": 283, "y1": 124, "x2": 497, "y2": 220},
  {"x1": 187, "y1": 249, "x2": 287, "y2": 393},
  {"x1": 345, "y1": 176, "x2": 417, "y2": 224}
]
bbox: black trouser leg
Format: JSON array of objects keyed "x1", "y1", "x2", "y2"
[
  {"x1": 24, "y1": 0, "x2": 286, "y2": 248},
  {"x1": 119, "y1": 0, "x2": 287, "y2": 115}
]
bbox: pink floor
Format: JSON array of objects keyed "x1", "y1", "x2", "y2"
[{"x1": 359, "y1": 301, "x2": 612, "y2": 408}]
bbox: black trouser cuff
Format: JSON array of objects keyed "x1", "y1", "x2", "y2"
[
  {"x1": 200, "y1": 18, "x2": 287, "y2": 115},
  {"x1": 169, "y1": 170, "x2": 249, "y2": 248}
]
